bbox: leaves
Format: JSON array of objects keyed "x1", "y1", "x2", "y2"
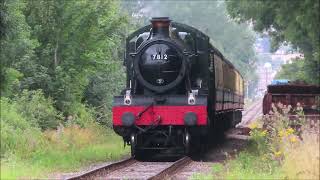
[
  {"x1": 1, "y1": 0, "x2": 129, "y2": 125},
  {"x1": 226, "y1": 0, "x2": 320, "y2": 84}
]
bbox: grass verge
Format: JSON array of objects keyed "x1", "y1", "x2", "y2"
[
  {"x1": 1, "y1": 96, "x2": 129, "y2": 179},
  {"x1": 191, "y1": 145, "x2": 283, "y2": 180},
  {"x1": 1, "y1": 126, "x2": 129, "y2": 179},
  {"x1": 192, "y1": 104, "x2": 319, "y2": 179}
]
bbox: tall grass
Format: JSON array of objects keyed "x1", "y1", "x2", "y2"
[
  {"x1": 0, "y1": 91, "x2": 129, "y2": 179},
  {"x1": 193, "y1": 103, "x2": 319, "y2": 179},
  {"x1": 282, "y1": 132, "x2": 319, "y2": 179},
  {"x1": 1, "y1": 124, "x2": 129, "y2": 179},
  {"x1": 247, "y1": 103, "x2": 319, "y2": 179},
  {"x1": 0, "y1": 97, "x2": 44, "y2": 158}
]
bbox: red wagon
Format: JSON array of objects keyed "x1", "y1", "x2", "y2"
[{"x1": 263, "y1": 83, "x2": 320, "y2": 120}]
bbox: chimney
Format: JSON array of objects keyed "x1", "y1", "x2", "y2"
[{"x1": 150, "y1": 17, "x2": 171, "y2": 38}]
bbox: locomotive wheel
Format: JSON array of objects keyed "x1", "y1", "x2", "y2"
[
  {"x1": 184, "y1": 132, "x2": 190, "y2": 155},
  {"x1": 130, "y1": 134, "x2": 141, "y2": 158},
  {"x1": 130, "y1": 134, "x2": 135, "y2": 157}
]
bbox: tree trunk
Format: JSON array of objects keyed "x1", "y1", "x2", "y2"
[{"x1": 54, "y1": 40, "x2": 59, "y2": 68}]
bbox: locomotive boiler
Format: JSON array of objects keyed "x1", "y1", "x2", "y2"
[{"x1": 112, "y1": 17, "x2": 244, "y2": 157}]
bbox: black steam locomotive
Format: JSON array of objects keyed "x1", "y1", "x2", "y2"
[{"x1": 113, "y1": 17, "x2": 244, "y2": 157}]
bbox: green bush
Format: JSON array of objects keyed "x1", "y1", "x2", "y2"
[
  {"x1": 84, "y1": 64, "x2": 125, "y2": 128},
  {"x1": 66, "y1": 103, "x2": 96, "y2": 128},
  {"x1": 14, "y1": 90, "x2": 62, "y2": 130},
  {"x1": 225, "y1": 151, "x2": 281, "y2": 179},
  {"x1": 1, "y1": 96, "x2": 129, "y2": 179},
  {"x1": 0, "y1": 98, "x2": 43, "y2": 158},
  {"x1": 0, "y1": 68, "x2": 23, "y2": 97}
]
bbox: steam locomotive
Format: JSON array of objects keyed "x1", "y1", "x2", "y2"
[{"x1": 112, "y1": 17, "x2": 244, "y2": 157}]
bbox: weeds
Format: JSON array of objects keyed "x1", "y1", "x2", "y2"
[
  {"x1": 282, "y1": 132, "x2": 319, "y2": 179},
  {"x1": 0, "y1": 92, "x2": 129, "y2": 179},
  {"x1": 0, "y1": 98, "x2": 44, "y2": 158},
  {"x1": 247, "y1": 103, "x2": 319, "y2": 179},
  {"x1": 1, "y1": 124, "x2": 129, "y2": 179},
  {"x1": 195, "y1": 103, "x2": 319, "y2": 179}
]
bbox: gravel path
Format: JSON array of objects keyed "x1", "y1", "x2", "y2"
[
  {"x1": 105, "y1": 161, "x2": 173, "y2": 179},
  {"x1": 49, "y1": 161, "x2": 115, "y2": 179},
  {"x1": 170, "y1": 161, "x2": 213, "y2": 179}
]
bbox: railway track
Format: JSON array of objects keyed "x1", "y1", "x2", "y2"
[
  {"x1": 242, "y1": 100, "x2": 262, "y2": 117},
  {"x1": 66, "y1": 156, "x2": 192, "y2": 180},
  {"x1": 224, "y1": 100, "x2": 263, "y2": 140},
  {"x1": 238, "y1": 99, "x2": 263, "y2": 127},
  {"x1": 63, "y1": 102, "x2": 264, "y2": 180}
]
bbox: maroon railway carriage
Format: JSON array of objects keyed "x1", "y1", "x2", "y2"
[
  {"x1": 112, "y1": 17, "x2": 244, "y2": 157},
  {"x1": 263, "y1": 83, "x2": 320, "y2": 119}
]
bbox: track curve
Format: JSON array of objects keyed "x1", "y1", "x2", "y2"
[{"x1": 238, "y1": 99, "x2": 263, "y2": 127}]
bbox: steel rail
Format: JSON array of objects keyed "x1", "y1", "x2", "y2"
[
  {"x1": 148, "y1": 156, "x2": 192, "y2": 180},
  {"x1": 242, "y1": 100, "x2": 261, "y2": 117},
  {"x1": 244, "y1": 103, "x2": 263, "y2": 125},
  {"x1": 65, "y1": 158, "x2": 137, "y2": 180}
]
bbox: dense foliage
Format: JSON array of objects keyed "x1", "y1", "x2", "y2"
[
  {"x1": 1, "y1": 2, "x2": 130, "y2": 177},
  {"x1": 1, "y1": 94, "x2": 128, "y2": 179},
  {"x1": 226, "y1": 0, "x2": 320, "y2": 84},
  {"x1": 274, "y1": 59, "x2": 309, "y2": 82},
  {"x1": 1, "y1": 0, "x2": 128, "y2": 126}
]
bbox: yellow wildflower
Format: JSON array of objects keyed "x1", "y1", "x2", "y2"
[
  {"x1": 290, "y1": 136, "x2": 298, "y2": 143},
  {"x1": 249, "y1": 122, "x2": 258, "y2": 129},
  {"x1": 274, "y1": 151, "x2": 282, "y2": 157},
  {"x1": 278, "y1": 130, "x2": 285, "y2": 137},
  {"x1": 262, "y1": 154, "x2": 268, "y2": 161},
  {"x1": 286, "y1": 128, "x2": 294, "y2": 135},
  {"x1": 261, "y1": 130, "x2": 267, "y2": 136}
]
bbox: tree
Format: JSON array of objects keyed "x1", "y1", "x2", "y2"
[
  {"x1": 23, "y1": 0, "x2": 128, "y2": 113},
  {"x1": 226, "y1": 0, "x2": 320, "y2": 84},
  {"x1": 0, "y1": 0, "x2": 38, "y2": 97},
  {"x1": 275, "y1": 59, "x2": 308, "y2": 81},
  {"x1": 1, "y1": 0, "x2": 130, "y2": 127}
]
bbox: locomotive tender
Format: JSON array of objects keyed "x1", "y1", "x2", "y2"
[{"x1": 112, "y1": 17, "x2": 244, "y2": 156}]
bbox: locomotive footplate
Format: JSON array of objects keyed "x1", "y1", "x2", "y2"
[
  {"x1": 112, "y1": 95, "x2": 208, "y2": 126},
  {"x1": 113, "y1": 95, "x2": 207, "y2": 106}
]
